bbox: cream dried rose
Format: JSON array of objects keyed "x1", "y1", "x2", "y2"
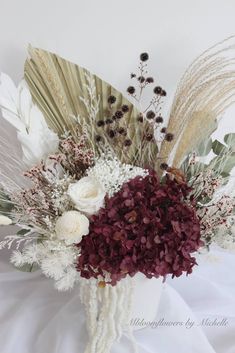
[
  {"x1": 55, "y1": 210, "x2": 89, "y2": 245},
  {"x1": 68, "y1": 176, "x2": 105, "y2": 215}
]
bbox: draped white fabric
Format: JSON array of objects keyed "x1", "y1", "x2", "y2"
[{"x1": 0, "y1": 246, "x2": 234, "y2": 353}]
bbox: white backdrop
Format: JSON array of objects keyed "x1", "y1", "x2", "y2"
[{"x1": 1, "y1": 1, "x2": 235, "y2": 353}]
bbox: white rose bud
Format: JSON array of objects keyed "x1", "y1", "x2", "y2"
[
  {"x1": 68, "y1": 176, "x2": 105, "y2": 215},
  {"x1": 55, "y1": 211, "x2": 89, "y2": 245}
]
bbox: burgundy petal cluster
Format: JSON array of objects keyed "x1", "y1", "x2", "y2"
[{"x1": 76, "y1": 170, "x2": 202, "y2": 285}]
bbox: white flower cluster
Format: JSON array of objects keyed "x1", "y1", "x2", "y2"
[
  {"x1": 10, "y1": 240, "x2": 79, "y2": 291},
  {"x1": 188, "y1": 169, "x2": 223, "y2": 201},
  {"x1": 198, "y1": 195, "x2": 235, "y2": 248},
  {"x1": 213, "y1": 215, "x2": 235, "y2": 251},
  {"x1": 87, "y1": 153, "x2": 148, "y2": 197},
  {"x1": 196, "y1": 170, "x2": 223, "y2": 198}
]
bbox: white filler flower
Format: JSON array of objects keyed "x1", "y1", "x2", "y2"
[
  {"x1": 55, "y1": 210, "x2": 89, "y2": 245},
  {"x1": 87, "y1": 153, "x2": 148, "y2": 197},
  {"x1": 68, "y1": 176, "x2": 105, "y2": 215}
]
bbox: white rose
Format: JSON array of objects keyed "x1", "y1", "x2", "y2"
[
  {"x1": 0, "y1": 215, "x2": 12, "y2": 225},
  {"x1": 68, "y1": 176, "x2": 105, "y2": 215},
  {"x1": 55, "y1": 211, "x2": 89, "y2": 245}
]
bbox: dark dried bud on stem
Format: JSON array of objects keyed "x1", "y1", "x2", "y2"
[
  {"x1": 137, "y1": 114, "x2": 144, "y2": 123},
  {"x1": 138, "y1": 76, "x2": 145, "y2": 83},
  {"x1": 146, "y1": 77, "x2": 154, "y2": 83},
  {"x1": 153, "y1": 86, "x2": 162, "y2": 95},
  {"x1": 155, "y1": 116, "x2": 163, "y2": 123},
  {"x1": 140, "y1": 52, "x2": 149, "y2": 62},
  {"x1": 105, "y1": 118, "x2": 113, "y2": 125},
  {"x1": 107, "y1": 95, "x2": 116, "y2": 104},
  {"x1": 146, "y1": 133, "x2": 154, "y2": 142},
  {"x1": 97, "y1": 120, "x2": 105, "y2": 127},
  {"x1": 118, "y1": 127, "x2": 126, "y2": 135},
  {"x1": 160, "y1": 163, "x2": 169, "y2": 170},
  {"x1": 127, "y1": 86, "x2": 135, "y2": 95},
  {"x1": 165, "y1": 133, "x2": 174, "y2": 142},
  {"x1": 124, "y1": 139, "x2": 132, "y2": 147},
  {"x1": 95, "y1": 135, "x2": 102, "y2": 142},
  {"x1": 115, "y1": 110, "x2": 124, "y2": 119},
  {"x1": 108, "y1": 130, "x2": 116, "y2": 138},
  {"x1": 121, "y1": 105, "x2": 129, "y2": 113},
  {"x1": 146, "y1": 110, "x2": 156, "y2": 120}
]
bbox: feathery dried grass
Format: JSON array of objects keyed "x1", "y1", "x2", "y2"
[
  {"x1": 173, "y1": 110, "x2": 217, "y2": 168},
  {"x1": 158, "y1": 36, "x2": 235, "y2": 171}
]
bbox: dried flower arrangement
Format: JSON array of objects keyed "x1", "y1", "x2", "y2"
[{"x1": 1, "y1": 38, "x2": 235, "y2": 353}]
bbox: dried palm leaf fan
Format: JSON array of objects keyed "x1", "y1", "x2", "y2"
[
  {"x1": 24, "y1": 46, "x2": 157, "y2": 168},
  {"x1": 158, "y1": 36, "x2": 235, "y2": 172}
]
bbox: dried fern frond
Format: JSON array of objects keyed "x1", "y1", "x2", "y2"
[
  {"x1": 158, "y1": 36, "x2": 235, "y2": 171},
  {"x1": 24, "y1": 46, "x2": 157, "y2": 167}
]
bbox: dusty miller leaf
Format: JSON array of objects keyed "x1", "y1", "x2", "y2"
[
  {"x1": 17, "y1": 229, "x2": 31, "y2": 236},
  {"x1": 197, "y1": 138, "x2": 212, "y2": 156},
  {"x1": 224, "y1": 133, "x2": 235, "y2": 146},
  {"x1": 212, "y1": 140, "x2": 227, "y2": 155}
]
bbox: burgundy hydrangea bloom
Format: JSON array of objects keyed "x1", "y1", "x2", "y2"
[{"x1": 76, "y1": 170, "x2": 202, "y2": 285}]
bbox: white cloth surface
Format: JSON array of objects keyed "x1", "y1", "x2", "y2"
[{"x1": 0, "y1": 247, "x2": 234, "y2": 353}]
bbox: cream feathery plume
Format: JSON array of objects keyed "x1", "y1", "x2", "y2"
[
  {"x1": 172, "y1": 110, "x2": 217, "y2": 168},
  {"x1": 158, "y1": 36, "x2": 235, "y2": 171}
]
